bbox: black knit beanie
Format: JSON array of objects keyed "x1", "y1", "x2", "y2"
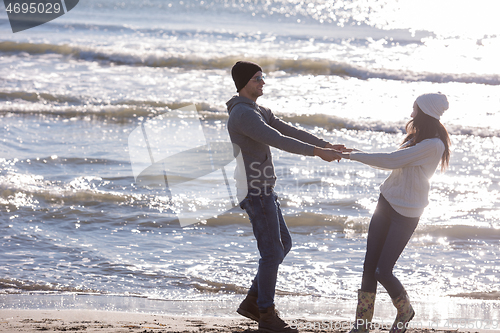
[{"x1": 231, "y1": 61, "x2": 262, "y2": 92}]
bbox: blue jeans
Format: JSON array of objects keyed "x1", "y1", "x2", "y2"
[
  {"x1": 361, "y1": 194, "x2": 419, "y2": 299},
  {"x1": 239, "y1": 187, "x2": 292, "y2": 310}
]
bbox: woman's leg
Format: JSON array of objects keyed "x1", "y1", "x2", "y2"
[
  {"x1": 349, "y1": 195, "x2": 391, "y2": 333},
  {"x1": 354, "y1": 194, "x2": 418, "y2": 333},
  {"x1": 360, "y1": 195, "x2": 393, "y2": 293},
  {"x1": 373, "y1": 207, "x2": 419, "y2": 298}
]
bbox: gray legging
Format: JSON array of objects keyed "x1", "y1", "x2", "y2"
[{"x1": 361, "y1": 194, "x2": 419, "y2": 299}]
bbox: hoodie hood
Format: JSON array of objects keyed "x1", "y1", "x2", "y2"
[{"x1": 226, "y1": 95, "x2": 255, "y2": 115}]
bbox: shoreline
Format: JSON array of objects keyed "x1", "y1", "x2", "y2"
[
  {"x1": 1, "y1": 293, "x2": 499, "y2": 332},
  {"x1": 1, "y1": 309, "x2": 497, "y2": 333}
]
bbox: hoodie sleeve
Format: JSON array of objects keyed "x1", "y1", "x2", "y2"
[
  {"x1": 235, "y1": 107, "x2": 317, "y2": 156},
  {"x1": 267, "y1": 112, "x2": 329, "y2": 148},
  {"x1": 350, "y1": 139, "x2": 444, "y2": 170}
]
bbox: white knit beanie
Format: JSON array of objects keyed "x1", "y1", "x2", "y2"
[{"x1": 415, "y1": 93, "x2": 449, "y2": 120}]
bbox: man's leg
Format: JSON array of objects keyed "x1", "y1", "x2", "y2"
[
  {"x1": 239, "y1": 188, "x2": 298, "y2": 332},
  {"x1": 247, "y1": 191, "x2": 291, "y2": 298},
  {"x1": 248, "y1": 275, "x2": 259, "y2": 297},
  {"x1": 254, "y1": 189, "x2": 297, "y2": 332},
  {"x1": 275, "y1": 191, "x2": 292, "y2": 257},
  {"x1": 245, "y1": 189, "x2": 287, "y2": 310},
  {"x1": 239, "y1": 188, "x2": 285, "y2": 306},
  {"x1": 236, "y1": 192, "x2": 261, "y2": 322}
]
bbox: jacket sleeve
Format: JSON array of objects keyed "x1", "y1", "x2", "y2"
[
  {"x1": 234, "y1": 107, "x2": 316, "y2": 156},
  {"x1": 350, "y1": 139, "x2": 443, "y2": 170}
]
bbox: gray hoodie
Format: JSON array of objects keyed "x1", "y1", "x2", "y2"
[{"x1": 226, "y1": 95, "x2": 329, "y2": 190}]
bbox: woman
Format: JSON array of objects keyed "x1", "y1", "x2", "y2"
[{"x1": 340, "y1": 93, "x2": 451, "y2": 333}]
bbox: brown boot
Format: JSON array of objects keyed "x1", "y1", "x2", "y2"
[
  {"x1": 258, "y1": 305, "x2": 298, "y2": 333},
  {"x1": 236, "y1": 294, "x2": 259, "y2": 322}
]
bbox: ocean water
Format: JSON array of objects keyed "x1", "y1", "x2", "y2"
[{"x1": 1, "y1": 0, "x2": 499, "y2": 326}]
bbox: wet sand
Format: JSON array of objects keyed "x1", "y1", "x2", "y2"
[{"x1": 0, "y1": 309, "x2": 494, "y2": 333}]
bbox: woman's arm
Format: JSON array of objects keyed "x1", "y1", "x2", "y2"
[{"x1": 344, "y1": 139, "x2": 443, "y2": 170}]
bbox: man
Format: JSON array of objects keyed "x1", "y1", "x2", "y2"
[{"x1": 226, "y1": 61, "x2": 342, "y2": 333}]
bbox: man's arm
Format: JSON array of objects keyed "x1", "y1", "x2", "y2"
[
  {"x1": 270, "y1": 115, "x2": 345, "y2": 150},
  {"x1": 235, "y1": 107, "x2": 317, "y2": 156}
]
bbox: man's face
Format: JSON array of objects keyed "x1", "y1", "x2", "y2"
[{"x1": 241, "y1": 71, "x2": 265, "y2": 100}]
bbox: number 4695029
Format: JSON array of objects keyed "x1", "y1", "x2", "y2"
[{"x1": 6, "y1": 2, "x2": 62, "y2": 14}]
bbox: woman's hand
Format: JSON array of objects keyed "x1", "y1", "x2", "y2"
[
  {"x1": 326, "y1": 143, "x2": 356, "y2": 153},
  {"x1": 340, "y1": 152, "x2": 351, "y2": 160}
]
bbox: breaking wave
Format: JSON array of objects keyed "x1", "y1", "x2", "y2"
[{"x1": 1, "y1": 41, "x2": 499, "y2": 85}]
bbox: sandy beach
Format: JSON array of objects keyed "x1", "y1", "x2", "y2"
[{"x1": 0, "y1": 309, "x2": 495, "y2": 333}]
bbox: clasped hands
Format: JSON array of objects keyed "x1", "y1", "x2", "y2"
[{"x1": 314, "y1": 143, "x2": 353, "y2": 162}]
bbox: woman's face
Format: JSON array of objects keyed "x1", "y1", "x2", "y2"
[{"x1": 411, "y1": 101, "x2": 419, "y2": 118}]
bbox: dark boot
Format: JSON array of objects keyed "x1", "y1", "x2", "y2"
[
  {"x1": 258, "y1": 305, "x2": 298, "y2": 333},
  {"x1": 236, "y1": 294, "x2": 259, "y2": 322},
  {"x1": 349, "y1": 289, "x2": 376, "y2": 333},
  {"x1": 389, "y1": 289, "x2": 415, "y2": 333}
]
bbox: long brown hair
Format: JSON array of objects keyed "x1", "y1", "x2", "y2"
[{"x1": 402, "y1": 105, "x2": 451, "y2": 171}]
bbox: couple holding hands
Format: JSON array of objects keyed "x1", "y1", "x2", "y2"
[{"x1": 226, "y1": 61, "x2": 451, "y2": 333}]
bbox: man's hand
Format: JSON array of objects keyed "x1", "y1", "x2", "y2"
[
  {"x1": 314, "y1": 147, "x2": 341, "y2": 162},
  {"x1": 325, "y1": 143, "x2": 350, "y2": 152}
]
